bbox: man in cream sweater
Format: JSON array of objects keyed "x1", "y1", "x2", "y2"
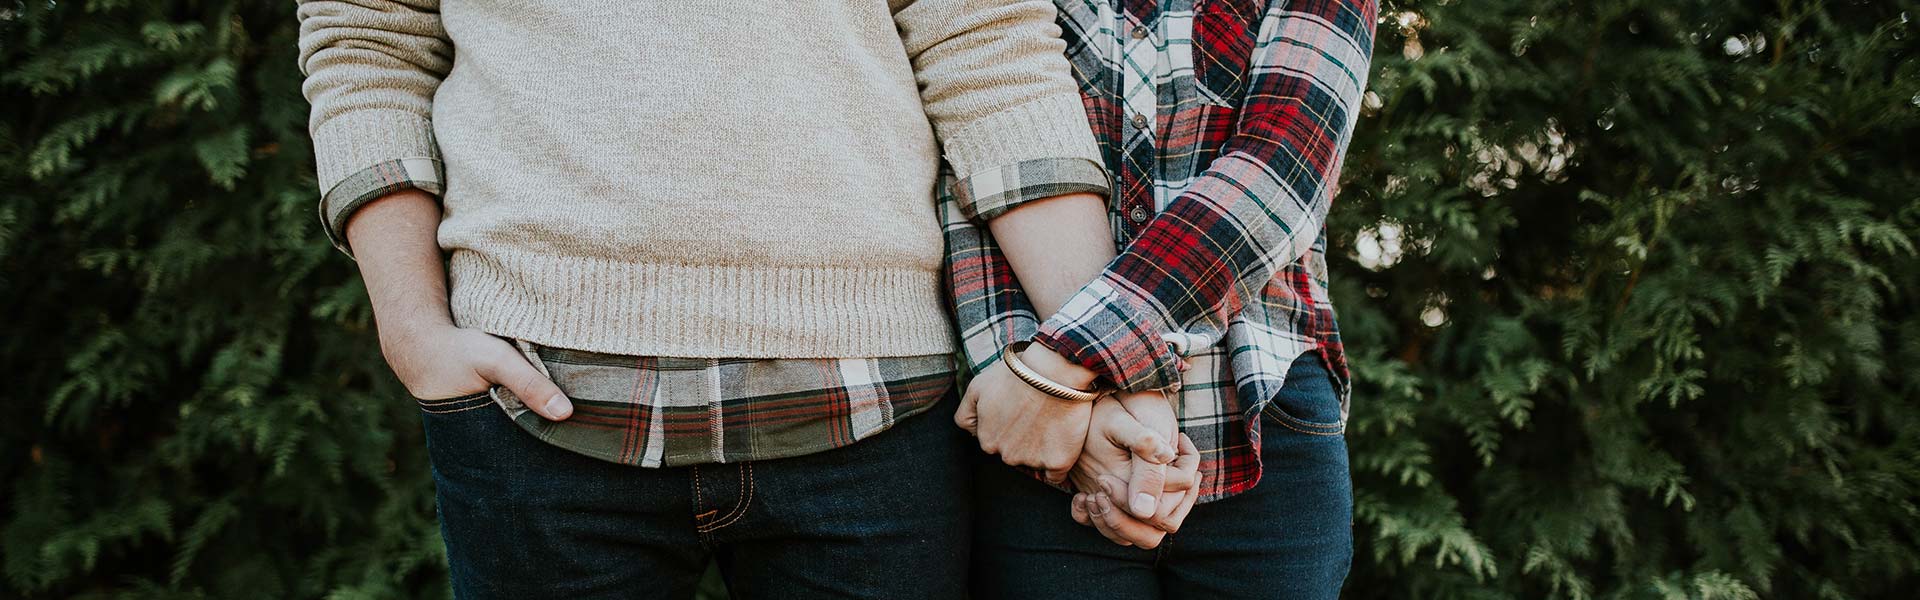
[{"x1": 297, "y1": 0, "x2": 1147, "y2": 597}]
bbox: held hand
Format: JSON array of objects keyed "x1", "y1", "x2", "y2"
[
  {"x1": 1067, "y1": 395, "x2": 1178, "y2": 517},
  {"x1": 1067, "y1": 393, "x2": 1201, "y2": 548},
  {"x1": 381, "y1": 323, "x2": 574, "y2": 421},
  {"x1": 955, "y1": 344, "x2": 1101, "y2": 483},
  {"x1": 1070, "y1": 434, "x2": 1200, "y2": 548}
]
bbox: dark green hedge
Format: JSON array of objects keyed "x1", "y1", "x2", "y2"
[{"x1": 3, "y1": 1, "x2": 1915, "y2": 598}]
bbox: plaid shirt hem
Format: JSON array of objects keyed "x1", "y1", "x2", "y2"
[
  {"x1": 488, "y1": 341, "x2": 957, "y2": 468},
  {"x1": 318, "y1": 157, "x2": 443, "y2": 258}
]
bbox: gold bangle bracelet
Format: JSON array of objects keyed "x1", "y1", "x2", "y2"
[{"x1": 1002, "y1": 341, "x2": 1105, "y2": 403}]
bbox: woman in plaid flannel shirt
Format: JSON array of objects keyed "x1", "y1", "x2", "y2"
[{"x1": 944, "y1": 0, "x2": 1377, "y2": 597}]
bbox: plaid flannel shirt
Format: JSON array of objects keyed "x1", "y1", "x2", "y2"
[{"x1": 943, "y1": 0, "x2": 1376, "y2": 501}]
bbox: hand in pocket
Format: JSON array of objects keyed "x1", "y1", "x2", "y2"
[{"x1": 382, "y1": 325, "x2": 573, "y2": 421}]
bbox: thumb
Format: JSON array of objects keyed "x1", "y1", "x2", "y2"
[
  {"x1": 954, "y1": 386, "x2": 979, "y2": 434},
  {"x1": 1126, "y1": 454, "x2": 1166, "y2": 519},
  {"x1": 1161, "y1": 432, "x2": 1202, "y2": 492},
  {"x1": 1104, "y1": 411, "x2": 1176, "y2": 465},
  {"x1": 478, "y1": 349, "x2": 571, "y2": 421}
]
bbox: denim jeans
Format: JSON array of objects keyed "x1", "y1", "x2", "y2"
[
  {"x1": 418, "y1": 390, "x2": 971, "y2": 600},
  {"x1": 971, "y1": 353, "x2": 1354, "y2": 599}
]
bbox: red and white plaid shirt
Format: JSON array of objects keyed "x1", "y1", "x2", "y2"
[{"x1": 943, "y1": 0, "x2": 1377, "y2": 501}]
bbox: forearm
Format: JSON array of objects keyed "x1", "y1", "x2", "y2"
[
  {"x1": 984, "y1": 192, "x2": 1115, "y2": 316},
  {"x1": 297, "y1": 0, "x2": 451, "y2": 256},
  {"x1": 972, "y1": 191, "x2": 1112, "y2": 389},
  {"x1": 341, "y1": 191, "x2": 571, "y2": 417},
  {"x1": 1033, "y1": 0, "x2": 1378, "y2": 393},
  {"x1": 345, "y1": 190, "x2": 453, "y2": 344}
]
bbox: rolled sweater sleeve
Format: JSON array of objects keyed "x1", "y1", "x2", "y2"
[
  {"x1": 1034, "y1": 0, "x2": 1377, "y2": 393},
  {"x1": 892, "y1": 0, "x2": 1110, "y2": 217},
  {"x1": 296, "y1": 0, "x2": 453, "y2": 257}
]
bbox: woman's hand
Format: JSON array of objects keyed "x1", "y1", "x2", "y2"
[{"x1": 1067, "y1": 392, "x2": 1200, "y2": 547}]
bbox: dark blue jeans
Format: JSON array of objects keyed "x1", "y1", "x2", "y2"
[
  {"x1": 972, "y1": 353, "x2": 1354, "y2": 599},
  {"x1": 418, "y1": 391, "x2": 971, "y2": 599}
]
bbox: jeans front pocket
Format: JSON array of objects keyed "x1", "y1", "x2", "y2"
[
  {"x1": 414, "y1": 388, "x2": 503, "y2": 469},
  {"x1": 1262, "y1": 352, "x2": 1346, "y2": 436},
  {"x1": 416, "y1": 387, "x2": 513, "y2": 476}
]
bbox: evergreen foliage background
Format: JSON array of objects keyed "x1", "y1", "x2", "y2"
[{"x1": 2, "y1": 0, "x2": 1915, "y2": 598}]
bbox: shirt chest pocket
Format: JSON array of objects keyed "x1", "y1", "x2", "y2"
[{"x1": 1191, "y1": 0, "x2": 1261, "y2": 107}]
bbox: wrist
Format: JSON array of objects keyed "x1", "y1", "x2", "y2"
[
  {"x1": 378, "y1": 318, "x2": 455, "y2": 353},
  {"x1": 1118, "y1": 389, "x2": 1177, "y2": 416},
  {"x1": 1017, "y1": 342, "x2": 1101, "y2": 390}
]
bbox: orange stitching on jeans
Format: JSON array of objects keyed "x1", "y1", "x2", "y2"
[
  {"x1": 1280, "y1": 417, "x2": 1344, "y2": 431},
  {"x1": 415, "y1": 391, "x2": 491, "y2": 407},
  {"x1": 692, "y1": 465, "x2": 705, "y2": 522},
  {"x1": 704, "y1": 463, "x2": 755, "y2": 532},
  {"x1": 418, "y1": 402, "x2": 494, "y2": 415},
  {"x1": 1264, "y1": 403, "x2": 1346, "y2": 432},
  {"x1": 698, "y1": 465, "x2": 747, "y2": 533},
  {"x1": 1271, "y1": 417, "x2": 1346, "y2": 436}
]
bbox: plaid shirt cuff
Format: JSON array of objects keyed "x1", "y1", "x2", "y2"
[
  {"x1": 318, "y1": 157, "x2": 444, "y2": 258},
  {"x1": 1034, "y1": 272, "x2": 1186, "y2": 394},
  {"x1": 948, "y1": 157, "x2": 1111, "y2": 222}
]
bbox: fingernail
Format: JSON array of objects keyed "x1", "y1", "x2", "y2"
[
  {"x1": 547, "y1": 393, "x2": 573, "y2": 419},
  {"x1": 1093, "y1": 493, "x2": 1114, "y2": 516},
  {"x1": 1132, "y1": 492, "x2": 1156, "y2": 517}
]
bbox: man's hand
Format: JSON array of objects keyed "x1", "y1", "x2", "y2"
[
  {"x1": 1067, "y1": 392, "x2": 1200, "y2": 548},
  {"x1": 956, "y1": 344, "x2": 1102, "y2": 482},
  {"x1": 380, "y1": 323, "x2": 573, "y2": 421},
  {"x1": 344, "y1": 190, "x2": 570, "y2": 422}
]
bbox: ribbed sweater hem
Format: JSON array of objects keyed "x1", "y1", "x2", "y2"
[{"x1": 447, "y1": 250, "x2": 958, "y2": 358}]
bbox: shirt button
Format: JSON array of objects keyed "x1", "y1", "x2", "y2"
[
  {"x1": 1130, "y1": 113, "x2": 1149, "y2": 129},
  {"x1": 1131, "y1": 26, "x2": 1149, "y2": 40},
  {"x1": 1129, "y1": 206, "x2": 1150, "y2": 223}
]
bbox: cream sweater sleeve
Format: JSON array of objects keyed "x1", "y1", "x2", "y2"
[
  {"x1": 892, "y1": 0, "x2": 1105, "y2": 181},
  {"x1": 296, "y1": 0, "x2": 452, "y2": 252}
]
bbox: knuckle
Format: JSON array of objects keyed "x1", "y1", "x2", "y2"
[{"x1": 474, "y1": 342, "x2": 516, "y2": 364}]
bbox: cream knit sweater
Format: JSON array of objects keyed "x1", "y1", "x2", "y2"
[{"x1": 297, "y1": 1, "x2": 1104, "y2": 358}]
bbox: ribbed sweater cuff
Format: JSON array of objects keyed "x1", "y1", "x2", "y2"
[
  {"x1": 310, "y1": 109, "x2": 443, "y2": 255},
  {"x1": 311, "y1": 108, "x2": 441, "y2": 194},
  {"x1": 940, "y1": 93, "x2": 1105, "y2": 185}
]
